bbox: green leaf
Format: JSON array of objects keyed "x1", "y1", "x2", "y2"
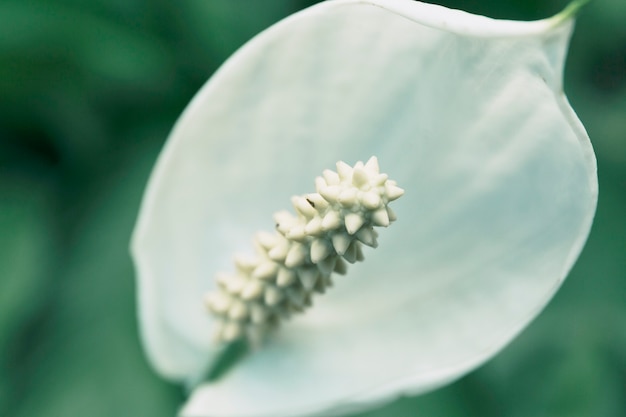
[
  {"x1": 0, "y1": 178, "x2": 56, "y2": 415},
  {"x1": 12, "y1": 137, "x2": 181, "y2": 417}
]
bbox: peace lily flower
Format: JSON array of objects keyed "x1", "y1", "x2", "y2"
[{"x1": 131, "y1": 0, "x2": 597, "y2": 416}]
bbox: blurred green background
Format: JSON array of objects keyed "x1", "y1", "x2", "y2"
[{"x1": 0, "y1": 0, "x2": 624, "y2": 416}]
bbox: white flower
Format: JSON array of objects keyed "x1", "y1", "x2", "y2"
[{"x1": 131, "y1": 0, "x2": 597, "y2": 416}]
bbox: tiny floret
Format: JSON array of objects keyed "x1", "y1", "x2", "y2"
[{"x1": 205, "y1": 156, "x2": 404, "y2": 344}]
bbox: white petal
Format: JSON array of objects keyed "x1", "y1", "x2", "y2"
[{"x1": 131, "y1": 0, "x2": 597, "y2": 415}]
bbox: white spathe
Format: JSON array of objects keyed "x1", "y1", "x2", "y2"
[{"x1": 130, "y1": 1, "x2": 597, "y2": 416}]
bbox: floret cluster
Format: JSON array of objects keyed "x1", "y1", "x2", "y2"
[{"x1": 205, "y1": 156, "x2": 404, "y2": 344}]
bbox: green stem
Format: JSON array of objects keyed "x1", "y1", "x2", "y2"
[
  {"x1": 554, "y1": 0, "x2": 591, "y2": 24},
  {"x1": 186, "y1": 339, "x2": 250, "y2": 392},
  {"x1": 203, "y1": 339, "x2": 250, "y2": 383}
]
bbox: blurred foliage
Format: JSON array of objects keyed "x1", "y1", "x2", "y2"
[{"x1": 0, "y1": 0, "x2": 623, "y2": 417}]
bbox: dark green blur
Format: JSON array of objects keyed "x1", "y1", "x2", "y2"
[{"x1": 0, "y1": 0, "x2": 624, "y2": 416}]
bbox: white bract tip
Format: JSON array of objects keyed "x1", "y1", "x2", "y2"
[{"x1": 204, "y1": 158, "x2": 403, "y2": 344}]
